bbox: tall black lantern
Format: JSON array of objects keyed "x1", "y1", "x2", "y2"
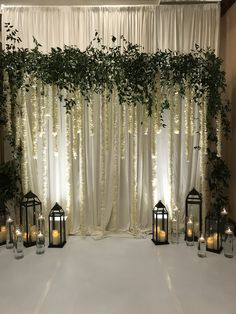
[
  {"x1": 185, "y1": 188, "x2": 202, "y2": 241},
  {"x1": 152, "y1": 201, "x2": 169, "y2": 245},
  {"x1": 20, "y1": 191, "x2": 42, "y2": 247},
  {"x1": 0, "y1": 201, "x2": 8, "y2": 246},
  {"x1": 48, "y1": 203, "x2": 66, "y2": 248},
  {"x1": 205, "y1": 212, "x2": 222, "y2": 254}
]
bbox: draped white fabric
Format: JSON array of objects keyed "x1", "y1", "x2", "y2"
[{"x1": 2, "y1": 4, "x2": 220, "y2": 235}]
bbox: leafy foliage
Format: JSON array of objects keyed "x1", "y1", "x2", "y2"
[{"x1": 0, "y1": 23, "x2": 231, "y2": 211}]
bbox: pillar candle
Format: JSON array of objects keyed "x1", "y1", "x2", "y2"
[
  {"x1": 52, "y1": 230, "x2": 60, "y2": 245},
  {"x1": 159, "y1": 230, "x2": 166, "y2": 242},
  {"x1": 207, "y1": 236, "x2": 214, "y2": 249}
]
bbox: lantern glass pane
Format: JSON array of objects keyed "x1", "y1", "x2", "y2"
[{"x1": 205, "y1": 215, "x2": 222, "y2": 252}]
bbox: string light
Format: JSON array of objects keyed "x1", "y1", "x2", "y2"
[
  {"x1": 128, "y1": 105, "x2": 133, "y2": 134},
  {"x1": 79, "y1": 97, "x2": 85, "y2": 235},
  {"x1": 89, "y1": 93, "x2": 95, "y2": 136},
  {"x1": 120, "y1": 104, "x2": 126, "y2": 159},
  {"x1": 31, "y1": 76, "x2": 38, "y2": 159},
  {"x1": 15, "y1": 90, "x2": 22, "y2": 148},
  {"x1": 21, "y1": 84, "x2": 29, "y2": 194},
  {"x1": 42, "y1": 86, "x2": 48, "y2": 211},
  {"x1": 169, "y1": 91, "x2": 174, "y2": 211},
  {"x1": 174, "y1": 87, "x2": 180, "y2": 134},
  {"x1": 111, "y1": 90, "x2": 119, "y2": 229},
  {"x1": 216, "y1": 112, "x2": 222, "y2": 157},
  {"x1": 3, "y1": 71, "x2": 12, "y2": 136},
  {"x1": 66, "y1": 97, "x2": 72, "y2": 216}
]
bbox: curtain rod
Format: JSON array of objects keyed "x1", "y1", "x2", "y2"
[{"x1": 1, "y1": 1, "x2": 221, "y2": 9}]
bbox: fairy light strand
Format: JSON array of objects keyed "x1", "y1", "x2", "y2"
[
  {"x1": 31, "y1": 76, "x2": 38, "y2": 159},
  {"x1": 216, "y1": 112, "x2": 222, "y2": 157}
]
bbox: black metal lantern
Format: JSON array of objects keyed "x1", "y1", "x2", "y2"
[
  {"x1": 0, "y1": 201, "x2": 8, "y2": 246},
  {"x1": 205, "y1": 212, "x2": 222, "y2": 253},
  {"x1": 20, "y1": 191, "x2": 42, "y2": 247},
  {"x1": 152, "y1": 200, "x2": 169, "y2": 245},
  {"x1": 48, "y1": 203, "x2": 66, "y2": 248},
  {"x1": 185, "y1": 188, "x2": 202, "y2": 241}
]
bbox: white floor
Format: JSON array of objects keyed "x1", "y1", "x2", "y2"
[{"x1": 0, "y1": 235, "x2": 236, "y2": 314}]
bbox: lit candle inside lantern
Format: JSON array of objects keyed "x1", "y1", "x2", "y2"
[
  {"x1": 0, "y1": 226, "x2": 6, "y2": 242},
  {"x1": 30, "y1": 225, "x2": 37, "y2": 242},
  {"x1": 159, "y1": 230, "x2": 166, "y2": 242},
  {"x1": 187, "y1": 228, "x2": 193, "y2": 238},
  {"x1": 23, "y1": 232, "x2": 27, "y2": 241},
  {"x1": 207, "y1": 236, "x2": 214, "y2": 249},
  {"x1": 52, "y1": 230, "x2": 60, "y2": 245},
  {"x1": 213, "y1": 233, "x2": 219, "y2": 250}
]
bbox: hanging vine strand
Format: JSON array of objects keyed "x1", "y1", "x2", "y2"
[{"x1": 0, "y1": 24, "x2": 231, "y2": 212}]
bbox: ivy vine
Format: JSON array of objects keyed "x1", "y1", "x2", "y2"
[{"x1": 0, "y1": 23, "x2": 231, "y2": 212}]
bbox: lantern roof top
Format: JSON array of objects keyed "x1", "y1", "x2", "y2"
[
  {"x1": 49, "y1": 202, "x2": 65, "y2": 216},
  {"x1": 154, "y1": 200, "x2": 166, "y2": 209},
  {"x1": 24, "y1": 190, "x2": 38, "y2": 199},
  {"x1": 188, "y1": 188, "x2": 201, "y2": 196},
  {"x1": 21, "y1": 190, "x2": 42, "y2": 206}
]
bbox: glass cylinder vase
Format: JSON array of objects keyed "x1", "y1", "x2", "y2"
[
  {"x1": 186, "y1": 216, "x2": 194, "y2": 246},
  {"x1": 198, "y1": 234, "x2": 206, "y2": 257},
  {"x1": 14, "y1": 227, "x2": 24, "y2": 259},
  {"x1": 171, "y1": 209, "x2": 179, "y2": 244},
  {"x1": 6, "y1": 216, "x2": 14, "y2": 249},
  {"x1": 224, "y1": 226, "x2": 234, "y2": 258},
  {"x1": 37, "y1": 214, "x2": 45, "y2": 235},
  {"x1": 36, "y1": 231, "x2": 45, "y2": 255}
]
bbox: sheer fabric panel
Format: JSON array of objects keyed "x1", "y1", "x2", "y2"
[{"x1": 2, "y1": 4, "x2": 220, "y2": 234}]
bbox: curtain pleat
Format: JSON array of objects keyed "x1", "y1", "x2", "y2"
[{"x1": 2, "y1": 4, "x2": 220, "y2": 234}]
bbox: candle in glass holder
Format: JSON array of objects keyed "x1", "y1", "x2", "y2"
[
  {"x1": 36, "y1": 231, "x2": 45, "y2": 254},
  {"x1": 207, "y1": 236, "x2": 214, "y2": 250},
  {"x1": 159, "y1": 230, "x2": 166, "y2": 242},
  {"x1": 187, "y1": 228, "x2": 193, "y2": 237},
  {"x1": 6, "y1": 216, "x2": 14, "y2": 249},
  {"x1": 14, "y1": 228, "x2": 24, "y2": 259},
  {"x1": 52, "y1": 230, "x2": 60, "y2": 245},
  {"x1": 213, "y1": 233, "x2": 219, "y2": 250}
]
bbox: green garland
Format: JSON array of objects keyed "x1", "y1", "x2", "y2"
[{"x1": 0, "y1": 23, "x2": 231, "y2": 211}]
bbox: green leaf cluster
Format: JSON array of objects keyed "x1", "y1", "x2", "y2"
[{"x1": 0, "y1": 24, "x2": 231, "y2": 211}]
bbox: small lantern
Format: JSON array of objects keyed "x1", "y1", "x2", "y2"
[
  {"x1": 185, "y1": 188, "x2": 202, "y2": 241},
  {"x1": 20, "y1": 191, "x2": 42, "y2": 247},
  {"x1": 48, "y1": 203, "x2": 66, "y2": 248},
  {"x1": 0, "y1": 201, "x2": 8, "y2": 246},
  {"x1": 205, "y1": 212, "x2": 222, "y2": 253},
  {"x1": 152, "y1": 201, "x2": 169, "y2": 245}
]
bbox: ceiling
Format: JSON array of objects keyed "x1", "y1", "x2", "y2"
[{"x1": 221, "y1": 0, "x2": 236, "y2": 15}]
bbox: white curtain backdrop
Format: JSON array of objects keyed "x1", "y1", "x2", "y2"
[{"x1": 2, "y1": 4, "x2": 220, "y2": 235}]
